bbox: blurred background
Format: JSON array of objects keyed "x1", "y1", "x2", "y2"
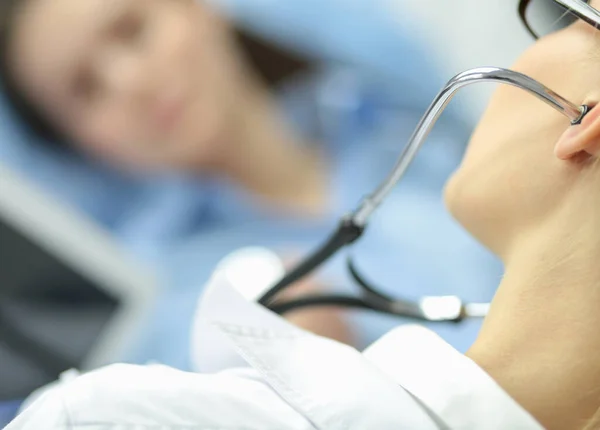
[
  {"x1": 0, "y1": 0, "x2": 534, "y2": 425},
  {"x1": 401, "y1": 0, "x2": 531, "y2": 122}
]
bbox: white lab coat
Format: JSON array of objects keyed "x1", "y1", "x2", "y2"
[{"x1": 5, "y1": 268, "x2": 543, "y2": 430}]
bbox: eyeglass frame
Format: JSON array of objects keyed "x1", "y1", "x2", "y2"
[{"x1": 519, "y1": 0, "x2": 600, "y2": 39}]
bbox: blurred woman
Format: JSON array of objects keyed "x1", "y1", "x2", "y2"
[{"x1": 0, "y1": 0, "x2": 500, "y2": 366}]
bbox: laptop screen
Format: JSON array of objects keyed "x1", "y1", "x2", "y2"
[{"x1": 0, "y1": 216, "x2": 120, "y2": 400}]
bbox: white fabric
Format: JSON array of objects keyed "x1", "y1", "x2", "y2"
[{"x1": 5, "y1": 270, "x2": 544, "y2": 430}]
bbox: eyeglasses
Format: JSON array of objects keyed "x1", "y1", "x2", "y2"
[{"x1": 519, "y1": 0, "x2": 600, "y2": 39}]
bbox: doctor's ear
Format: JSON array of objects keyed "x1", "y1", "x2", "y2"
[{"x1": 555, "y1": 107, "x2": 600, "y2": 160}]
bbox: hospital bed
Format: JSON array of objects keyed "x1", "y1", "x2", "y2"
[{"x1": 0, "y1": 163, "x2": 156, "y2": 401}]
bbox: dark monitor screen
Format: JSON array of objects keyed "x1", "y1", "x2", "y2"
[{"x1": 0, "y1": 216, "x2": 119, "y2": 400}]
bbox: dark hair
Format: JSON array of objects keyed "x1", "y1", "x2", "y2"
[
  {"x1": 0, "y1": 0, "x2": 68, "y2": 145},
  {"x1": 0, "y1": 0, "x2": 311, "y2": 148}
]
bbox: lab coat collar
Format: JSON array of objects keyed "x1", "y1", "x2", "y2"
[
  {"x1": 194, "y1": 273, "x2": 439, "y2": 429},
  {"x1": 193, "y1": 270, "x2": 544, "y2": 430},
  {"x1": 364, "y1": 326, "x2": 544, "y2": 429}
]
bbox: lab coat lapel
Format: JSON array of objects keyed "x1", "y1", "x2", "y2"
[
  {"x1": 363, "y1": 326, "x2": 544, "y2": 430},
  {"x1": 203, "y1": 279, "x2": 439, "y2": 430}
]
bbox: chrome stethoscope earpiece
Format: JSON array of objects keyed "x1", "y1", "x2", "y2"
[{"x1": 259, "y1": 67, "x2": 589, "y2": 322}]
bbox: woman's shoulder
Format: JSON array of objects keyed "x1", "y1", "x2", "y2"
[
  {"x1": 5, "y1": 348, "x2": 436, "y2": 430},
  {"x1": 5, "y1": 326, "x2": 543, "y2": 430},
  {"x1": 6, "y1": 277, "x2": 544, "y2": 430},
  {"x1": 10, "y1": 364, "x2": 314, "y2": 430}
]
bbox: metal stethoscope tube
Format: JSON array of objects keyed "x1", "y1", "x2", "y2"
[{"x1": 351, "y1": 67, "x2": 588, "y2": 227}]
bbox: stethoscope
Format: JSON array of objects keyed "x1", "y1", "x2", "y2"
[{"x1": 258, "y1": 67, "x2": 589, "y2": 323}]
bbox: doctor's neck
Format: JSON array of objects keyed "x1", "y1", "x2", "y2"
[{"x1": 467, "y1": 196, "x2": 600, "y2": 430}]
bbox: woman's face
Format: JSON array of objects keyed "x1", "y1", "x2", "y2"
[
  {"x1": 9, "y1": 0, "x2": 245, "y2": 171},
  {"x1": 446, "y1": 5, "x2": 600, "y2": 255}
]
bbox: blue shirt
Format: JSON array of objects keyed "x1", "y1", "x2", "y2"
[{"x1": 0, "y1": 400, "x2": 22, "y2": 428}]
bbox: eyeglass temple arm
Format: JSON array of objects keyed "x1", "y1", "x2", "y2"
[
  {"x1": 351, "y1": 67, "x2": 588, "y2": 227},
  {"x1": 258, "y1": 67, "x2": 588, "y2": 306}
]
